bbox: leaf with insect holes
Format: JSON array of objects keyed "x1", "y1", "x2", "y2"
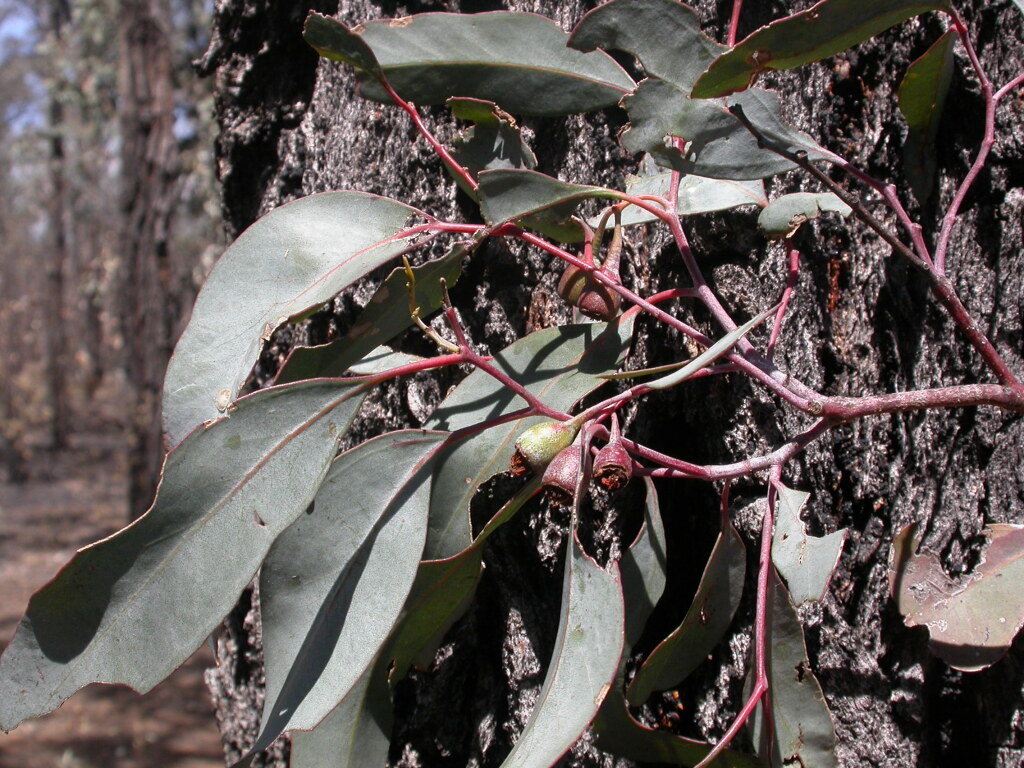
[
  {"x1": 307, "y1": 12, "x2": 635, "y2": 117},
  {"x1": 899, "y1": 29, "x2": 956, "y2": 204},
  {"x1": 749, "y1": 570, "x2": 838, "y2": 768},
  {"x1": 0, "y1": 381, "x2": 366, "y2": 732},
  {"x1": 628, "y1": 513, "x2": 746, "y2": 705},
  {"x1": 478, "y1": 169, "x2": 623, "y2": 242},
  {"x1": 771, "y1": 486, "x2": 847, "y2": 605},
  {"x1": 243, "y1": 430, "x2": 447, "y2": 760},
  {"x1": 757, "y1": 192, "x2": 852, "y2": 240},
  {"x1": 692, "y1": 0, "x2": 952, "y2": 98},
  {"x1": 889, "y1": 523, "x2": 1024, "y2": 672},
  {"x1": 162, "y1": 191, "x2": 424, "y2": 448},
  {"x1": 424, "y1": 316, "x2": 634, "y2": 561},
  {"x1": 275, "y1": 243, "x2": 465, "y2": 384}
]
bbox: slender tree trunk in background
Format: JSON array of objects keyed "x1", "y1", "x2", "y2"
[
  {"x1": 199, "y1": 2, "x2": 1024, "y2": 766},
  {"x1": 118, "y1": 0, "x2": 179, "y2": 519},
  {"x1": 44, "y1": 0, "x2": 71, "y2": 452}
]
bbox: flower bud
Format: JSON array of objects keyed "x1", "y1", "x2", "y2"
[
  {"x1": 541, "y1": 444, "x2": 583, "y2": 506},
  {"x1": 510, "y1": 420, "x2": 580, "y2": 477},
  {"x1": 593, "y1": 438, "x2": 633, "y2": 492},
  {"x1": 557, "y1": 266, "x2": 622, "y2": 321}
]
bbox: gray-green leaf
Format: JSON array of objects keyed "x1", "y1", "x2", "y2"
[
  {"x1": 692, "y1": 0, "x2": 952, "y2": 98},
  {"x1": 757, "y1": 192, "x2": 852, "y2": 240},
  {"x1": 749, "y1": 570, "x2": 838, "y2": 768},
  {"x1": 628, "y1": 514, "x2": 746, "y2": 704},
  {"x1": 0, "y1": 381, "x2": 366, "y2": 732},
  {"x1": 771, "y1": 486, "x2": 846, "y2": 605},
  {"x1": 248, "y1": 430, "x2": 447, "y2": 756},
  {"x1": 345, "y1": 12, "x2": 635, "y2": 116},
  {"x1": 163, "y1": 191, "x2": 423, "y2": 447}
]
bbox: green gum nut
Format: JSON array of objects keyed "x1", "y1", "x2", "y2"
[{"x1": 510, "y1": 420, "x2": 580, "y2": 477}]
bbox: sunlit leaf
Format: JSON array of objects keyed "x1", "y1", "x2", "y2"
[
  {"x1": 889, "y1": 523, "x2": 1024, "y2": 672},
  {"x1": 757, "y1": 192, "x2": 852, "y2": 240},
  {"x1": 497, "y1": 528, "x2": 625, "y2": 768},
  {"x1": 606, "y1": 157, "x2": 766, "y2": 228},
  {"x1": 568, "y1": 0, "x2": 724, "y2": 90},
  {"x1": 898, "y1": 29, "x2": 956, "y2": 204},
  {"x1": 478, "y1": 169, "x2": 623, "y2": 242},
  {"x1": 628, "y1": 513, "x2": 746, "y2": 704},
  {"x1": 314, "y1": 12, "x2": 635, "y2": 116},
  {"x1": 448, "y1": 98, "x2": 537, "y2": 198},
  {"x1": 247, "y1": 430, "x2": 447, "y2": 757},
  {"x1": 163, "y1": 191, "x2": 423, "y2": 447},
  {"x1": 749, "y1": 570, "x2": 837, "y2": 768},
  {"x1": 770, "y1": 486, "x2": 847, "y2": 605},
  {"x1": 275, "y1": 243, "x2": 465, "y2": 384},
  {"x1": 0, "y1": 381, "x2": 366, "y2": 731},
  {"x1": 692, "y1": 0, "x2": 952, "y2": 98},
  {"x1": 424, "y1": 317, "x2": 634, "y2": 561},
  {"x1": 622, "y1": 82, "x2": 835, "y2": 180}
]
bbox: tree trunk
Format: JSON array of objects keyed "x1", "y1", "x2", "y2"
[
  {"x1": 44, "y1": 0, "x2": 72, "y2": 452},
  {"x1": 117, "y1": 0, "x2": 179, "y2": 518},
  {"x1": 199, "y1": 2, "x2": 1024, "y2": 766}
]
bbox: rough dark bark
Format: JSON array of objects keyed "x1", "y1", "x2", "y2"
[
  {"x1": 199, "y1": 1, "x2": 1024, "y2": 766},
  {"x1": 118, "y1": 0, "x2": 181, "y2": 518}
]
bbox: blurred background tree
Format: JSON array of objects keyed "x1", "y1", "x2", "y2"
[{"x1": 0, "y1": 0, "x2": 221, "y2": 516}]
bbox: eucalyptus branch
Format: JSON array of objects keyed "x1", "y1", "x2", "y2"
[{"x1": 727, "y1": 103, "x2": 1020, "y2": 387}]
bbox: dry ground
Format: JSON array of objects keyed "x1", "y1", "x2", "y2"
[{"x1": 0, "y1": 430, "x2": 226, "y2": 768}]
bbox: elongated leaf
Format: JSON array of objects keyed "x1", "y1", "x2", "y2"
[
  {"x1": 607, "y1": 157, "x2": 765, "y2": 228},
  {"x1": 596, "y1": 487, "x2": 756, "y2": 768},
  {"x1": 163, "y1": 191, "x2": 423, "y2": 447},
  {"x1": 622, "y1": 81, "x2": 835, "y2": 180},
  {"x1": 569, "y1": 0, "x2": 724, "y2": 90},
  {"x1": 289, "y1": 654, "x2": 393, "y2": 768},
  {"x1": 248, "y1": 430, "x2": 447, "y2": 757},
  {"x1": 0, "y1": 381, "x2": 366, "y2": 732},
  {"x1": 757, "y1": 192, "x2": 852, "y2": 240},
  {"x1": 276, "y1": 243, "x2": 465, "y2": 384},
  {"x1": 889, "y1": 523, "x2": 1024, "y2": 672},
  {"x1": 692, "y1": 0, "x2": 951, "y2": 98},
  {"x1": 628, "y1": 514, "x2": 746, "y2": 704},
  {"x1": 899, "y1": 29, "x2": 956, "y2": 203},
  {"x1": 645, "y1": 304, "x2": 775, "y2": 391},
  {"x1": 499, "y1": 529, "x2": 625, "y2": 768},
  {"x1": 771, "y1": 486, "x2": 846, "y2": 605},
  {"x1": 425, "y1": 317, "x2": 634, "y2": 561},
  {"x1": 345, "y1": 346, "x2": 424, "y2": 376},
  {"x1": 478, "y1": 169, "x2": 622, "y2": 242},
  {"x1": 338, "y1": 12, "x2": 635, "y2": 116},
  {"x1": 620, "y1": 478, "x2": 668, "y2": 647},
  {"x1": 595, "y1": 688, "x2": 763, "y2": 768},
  {"x1": 388, "y1": 477, "x2": 542, "y2": 683},
  {"x1": 749, "y1": 570, "x2": 837, "y2": 768}
]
